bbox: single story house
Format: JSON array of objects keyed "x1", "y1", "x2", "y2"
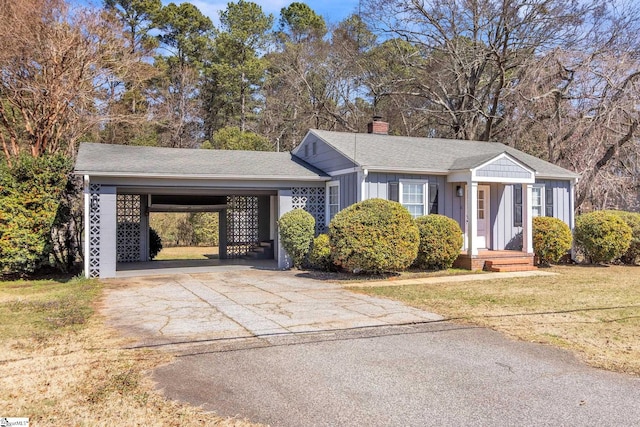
[{"x1": 75, "y1": 119, "x2": 579, "y2": 278}]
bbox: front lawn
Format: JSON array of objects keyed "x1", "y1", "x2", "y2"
[
  {"x1": 350, "y1": 265, "x2": 640, "y2": 376},
  {"x1": 0, "y1": 276, "x2": 256, "y2": 426}
]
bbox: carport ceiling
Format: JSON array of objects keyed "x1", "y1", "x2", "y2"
[{"x1": 149, "y1": 195, "x2": 228, "y2": 213}]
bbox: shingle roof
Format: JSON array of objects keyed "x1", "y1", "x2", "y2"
[
  {"x1": 74, "y1": 143, "x2": 328, "y2": 180},
  {"x1": 308, "y1": 129, "x2": 579, "y2": 179}
]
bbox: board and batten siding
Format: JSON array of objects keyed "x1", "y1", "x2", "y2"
[
  {"x1": 363, "y1": 172, "x2": 462, "y2": 222},
  {"x1": 297, "y1": 134, "x2": 356, "y2": 173},
  {"x1": 493, "y1": 180, "x2": 573, "y2": 251},
  {"x1": 334, "y1": 172, "x2": 359, "y2": 210}
]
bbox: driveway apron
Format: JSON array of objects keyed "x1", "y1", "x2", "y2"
[{"x1": 101, "y1": 269, "x2": 442, "y2": 349}]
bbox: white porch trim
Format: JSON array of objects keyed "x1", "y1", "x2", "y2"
[
  {"x1": 466, "y1": 181, "x2": 479, "y2": 256},
  {"x1": 522, "y1": 183, "x2": 534, "y2": 254}
]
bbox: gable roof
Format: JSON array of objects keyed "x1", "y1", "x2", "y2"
[
  {"x1": 306, "y1": 129, "x2": 579, "y2": 180},
  {"x1": 75, "y1": 143, "x2": 328, "y2": 181}
]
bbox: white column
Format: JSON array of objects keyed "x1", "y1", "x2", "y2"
[
  {"x1": 467, "y1": 181, "x2": 479, "y2": 256},
  {"x1": 522, "y1": 183, "x2": 534, "y2": 254}
]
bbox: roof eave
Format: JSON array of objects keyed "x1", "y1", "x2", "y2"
[
  {"x1": 363, "y1": 166, "x2": 450, "y2": 175},
  {"x1": 75, "y1": 171, "x2": 330, "y2": 181}
]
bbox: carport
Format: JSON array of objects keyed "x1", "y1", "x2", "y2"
[{"x1": 75, "y1": 143, "x2": 330, "y2": 278}]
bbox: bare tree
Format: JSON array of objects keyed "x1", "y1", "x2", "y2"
[
  {"x1": 504, "y1": 3, "x2": 640, "y2": 210},
  {"x1": 360, "y1": 0, "x2": 592, "y2": 141},
  {"x1": 0, "y1": 0, "x2": 140, "y2": 161}
]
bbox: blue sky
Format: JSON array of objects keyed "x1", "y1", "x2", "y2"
[
  {"x1": 184, "y1": 0, "x2": 360, "y2": 25},
  {"x1": 78, "y1": 0, "x2": 361, "y2": 26}
]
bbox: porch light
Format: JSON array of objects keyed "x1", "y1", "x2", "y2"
[{"x1": 456, "y1": 185, "x2": 464, "y2": 197}]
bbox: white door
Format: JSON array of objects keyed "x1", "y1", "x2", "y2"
[{"x1": 477, "y1": 185, "x2": 490, "y2": 248}]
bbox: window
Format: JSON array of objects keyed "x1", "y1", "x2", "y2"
[
  {"x1": 477, "y1": 187, "x2": 486, "y2": 220},
  {"x1": 532, "y1": 186, "x2": 543, "y2": 217},
  {"x1": 400, "y1": 180, "x2": 427, "y2": 218},
  {"x1": 327, "y1": 182, "x2": 340, "y2": 223},
  {"x1": 514, "y1": 184, "x2": 554, "y2": 227}
]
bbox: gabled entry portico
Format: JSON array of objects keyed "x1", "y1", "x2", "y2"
[{"x1": 448, "y1": 152, "x2": 536, "y2": 264}]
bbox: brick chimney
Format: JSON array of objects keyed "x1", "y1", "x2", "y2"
[{"x1": 367, "y1": 116, "x2": 389, "y2": 135}]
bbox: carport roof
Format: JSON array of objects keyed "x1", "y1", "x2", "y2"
[{"x1": 75, "y1": 143, "x2": 329, "y2": 181}]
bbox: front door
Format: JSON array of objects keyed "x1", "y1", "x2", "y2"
[{"x1": 477, "y1": 185, "x2": 490, "y2": 248}]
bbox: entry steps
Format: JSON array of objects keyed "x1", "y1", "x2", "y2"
[
  {"x1": 484, "y1": 256, "x2": 536, "y2": 272},
  {"x1": 245, "y1": 240, "x2": 274, "y2": 260}
]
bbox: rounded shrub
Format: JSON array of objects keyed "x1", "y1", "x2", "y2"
[
  {"x1": 308, "y1": 234, "x2": 334, "y2": 271},
  {"x1": 532, "y1": 216, "x2": 572, "y2": 266},
  {"x1": 413, "y1": 214, "x2": 462, "y2": 270},
  {"x1": 149, "y1": 227, "x2": 163, "y2": 260},
  {"x1": 574, "y1": 211, "x2": 632, "y2": 264},
  {"x1": 329, "y1": 198, "x2": 419, "y2": 274},
  {"x1": 278, "y1": 209, "x2": 315, "y2": 268},
  {"x1": 604, "y1": 210, "x2": 640, "y2": 265}
]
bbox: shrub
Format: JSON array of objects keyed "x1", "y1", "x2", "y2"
[
  {"x1": 413, "y1": 215, "x2": 462, "y2": 270},
  {"x1": 574, "y1": 211, "x2": 632, "y2": 264},
  {"x1": 308, "y1": 234, "x2": 334, "y2": 271},
  {"x1": 329, "y1": 198, "x2": 419, "y2": 274},
  {"x1": 149, "y1": 227, "x2": 163, "y2": 260},
  {"x1": 604, "y1": 210, "x2": 640, "y2": 265},
  {"x1": 278, "y1": 209, "x2": 315, "y2": 268},
  {"x1": 0, "y1": 154, "x2": 71, "y2": 275},
  {"x1": 532, "y1": 216, "x2": 572, "y2": 266}
]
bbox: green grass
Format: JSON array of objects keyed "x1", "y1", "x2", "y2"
[{"x1": 350, "y1": 265, "x2": 640, "y2": 376}]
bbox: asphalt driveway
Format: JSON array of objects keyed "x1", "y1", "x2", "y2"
[{"x1": 102, "y1": 270, "x2": 640, "y2": 426}]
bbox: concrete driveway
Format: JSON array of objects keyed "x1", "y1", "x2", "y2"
[
  {"x1": 102, "y1": 270, "x2": 640, "y2": 426},
  {"x1": 102, "y1": 269, "x2": 442, "y2": 349}
]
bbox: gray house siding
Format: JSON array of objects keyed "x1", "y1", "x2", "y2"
[
  {"x1": 537, "y1": 179, "x2": 572, "y2": 225},
  {"x1": 493, "y1": 180, "x2": 573, "y2": 251},
  {"x1": 443, "y1": 182, "x2": 464, "y2": 230},
  {"x1": 296, "y1": 134, "x2": 356, "y2": 173},
  {"x1": 336, "y1": 172, "x2": 359, "y2": 209},
  {"x1": 364, "y1": 172, "x2": 449, "y2": 215}
]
